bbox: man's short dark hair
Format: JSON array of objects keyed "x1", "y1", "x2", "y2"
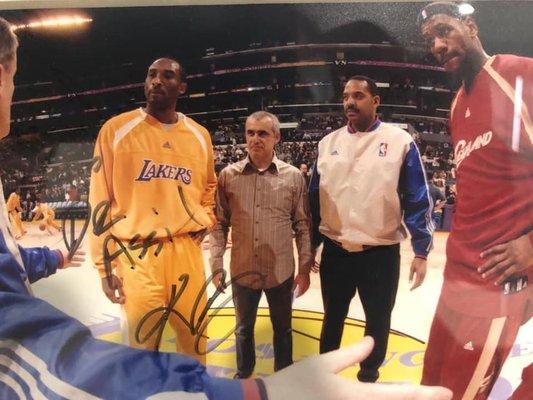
[
  {"x1": 158, "y1": 56, "x2": 187, "y2": 82},
  {"x1": 0, "y1": 17, "x2": 18, "y2": 70},
  {"x1": 346, "y1": 75, "x2": 379, "y2": 96},
  {"x1": 174, "y1": 60, "x2": 187, "y2": 83}
]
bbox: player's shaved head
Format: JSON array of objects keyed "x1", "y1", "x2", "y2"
[
  {"x1": 144, "y1": 57, "x2": 187, "y2": 120},
  {"x1": 149, "y1": 57, "x2": 186, "y2": 82}
]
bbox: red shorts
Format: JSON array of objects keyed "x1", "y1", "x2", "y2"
[{"x1": 422, "y1": 299, "x2": 531, "y2": 400}]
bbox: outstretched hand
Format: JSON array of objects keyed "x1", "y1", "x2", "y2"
[
  {"x1": 263, "y1": 337, "x2": 452, "y2": 400},
  {"x1": 58, "y1": 249, "x2": 85, "y2": 269}
]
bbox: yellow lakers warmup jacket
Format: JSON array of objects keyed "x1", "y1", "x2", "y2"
[{"x1": 89, "y1": 108, "x2": 217, "y2": 277}]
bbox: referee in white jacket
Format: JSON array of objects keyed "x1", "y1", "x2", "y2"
[{"x1": 309, "y1": 75, "x2": 434, "y2": 383}]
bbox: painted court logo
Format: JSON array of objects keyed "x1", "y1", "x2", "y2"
[
  {"x1": 136, "y1": 159, "x2": 192, "y2": 183},
  {"x1": 93, "y1": 308, "x2": 426, "y2": 383}
]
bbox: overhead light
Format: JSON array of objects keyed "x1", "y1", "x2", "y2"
[
  {"x1": 458, "y1": 3, "x2": 475, "y2": 15},
  {"x1": 12, "y1": 16, "x2": 92, "y2": 32}
]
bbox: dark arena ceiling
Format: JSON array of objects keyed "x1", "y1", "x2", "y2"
[{"x1": 1, "y1": 1, "x2": 532, "y2": 87}]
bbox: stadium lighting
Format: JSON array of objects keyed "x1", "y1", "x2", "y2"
[
  {"x1": 458, "y1": 3, "x2": 475, "y2": 15},
  {"x1": 11, "y1": 16, "x2": 92, "y2": 32}
]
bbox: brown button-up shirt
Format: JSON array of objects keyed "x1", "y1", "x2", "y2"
[{"x1": 210, "y1": 155, "x2": 313, "y2": 289}]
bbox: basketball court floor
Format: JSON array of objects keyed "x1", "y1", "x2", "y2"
[{"x1": 18, "y1": 221, "x2": 532, "y2": 399}]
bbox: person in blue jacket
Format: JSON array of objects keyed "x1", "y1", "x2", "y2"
[{"x1": 0, "y1": 16, "x2": 451, "y2": 400}]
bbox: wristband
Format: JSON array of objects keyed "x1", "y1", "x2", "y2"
[{"x1": 414, "y1": 255, "x2": 427, "y2": 260}]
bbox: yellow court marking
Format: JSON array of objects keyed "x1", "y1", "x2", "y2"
[{"x1": 98, "y1": 307, "x2": 426, "y2": 383}]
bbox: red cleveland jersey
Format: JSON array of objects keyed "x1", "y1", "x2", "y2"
[{"x1": 442, "y1": 54, "x2": 533, "y2": 317}]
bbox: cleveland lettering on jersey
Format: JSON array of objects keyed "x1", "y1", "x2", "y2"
[
  {"x1": 454, "y1": 130, "x2": 493, "y2": 169},
  {"x1": 136, "y1": 159, "x2": 193, "y2": 183}
]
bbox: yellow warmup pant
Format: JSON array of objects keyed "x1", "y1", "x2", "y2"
[
  {"x1": 117, "y1": 234, "x2": 207, "y2": 364},
  {"x1": 8, "y1": 211, "x2": 25, "y2": 237},
  {"x1": 44, "y1": 211, "x2": 61, "y2": 230}
]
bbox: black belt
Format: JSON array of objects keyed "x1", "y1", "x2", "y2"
[{"x1": 326, "y1": 237, "x2": 376, "y2": 253}]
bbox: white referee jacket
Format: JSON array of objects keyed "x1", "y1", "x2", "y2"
[{"x1": 309, "y1": 120, "x2": 434, "y2": 256}]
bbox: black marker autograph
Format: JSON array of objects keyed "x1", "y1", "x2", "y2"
[
  {"x1": 61, "y1": 202, "x2": 91, "y2": 261},
  {"x1": 62, "y1": 153, "x2": 220, "y2": 339},
  {"x1": 135, "y1": 269, "x2": 266, "y2": 355},
  {"x1": 58, "y1": 195, "x2": 162, "y2": 279},
  {"x1": 58, "y1": 157, "x2": 102, "y2": 256},
  {"x1": 93, "y1": 200, "x2": 169, "y2": 278},
  {"x1": 97, "y1": 184, "x2": 208, "y2": 280},
  {"x1": 59, "y1": 156, "x2": 104, "y2": 258}
]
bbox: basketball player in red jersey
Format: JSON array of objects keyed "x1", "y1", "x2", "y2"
[{"x1": 418, "y1": 2, "x2": 532, "y2": 399}]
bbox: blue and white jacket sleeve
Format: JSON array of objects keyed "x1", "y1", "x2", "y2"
[
  {"x1": 0, "y1": 293, "x2": 253, "y2": 400},
  {"x1": 0, "y1": 230, "x2": 59, "y2": 293},
  {"x1": 399, "y1": 142, "x2": 434, "y2": 257},
  {"x1": 309, "y1": 155, "x2": 323, "y2": 249},
  {"x1": 17, "y1": 245, "x2": 61, "y2": 283}
]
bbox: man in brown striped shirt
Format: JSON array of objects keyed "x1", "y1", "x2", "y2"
[{"x1": 210, "y1": 111, "x2": 313, "y2": 379}]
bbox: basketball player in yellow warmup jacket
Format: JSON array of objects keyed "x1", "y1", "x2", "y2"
[
  {"x1": 32, "y1": 201, "x2": 61, "y2": 234},
  {"x1": 6, "y1": 188, "x2": 26, "y2": 238},
  {"x1": 89, "y1": 58, "x2": 216, "y2": 364}
]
